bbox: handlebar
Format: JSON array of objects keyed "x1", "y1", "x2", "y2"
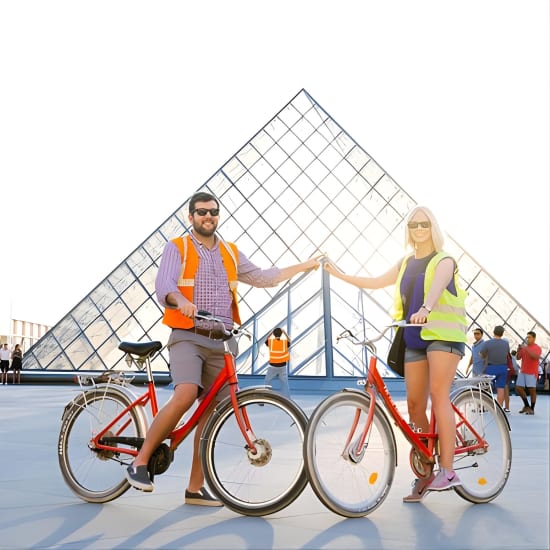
[
  {"x1": 336, "y1": 321, "x2": 425, "y2": 354},
  {"x1": 195, "y1": 310, "x2": 252, "y2": 340}
]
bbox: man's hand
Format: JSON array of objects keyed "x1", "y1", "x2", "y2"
[
  {"x1": 304, "y1": 254, "x2": 324, "y2": 271},
  {"x1": 167, "y1": 292, "x2": 197, "y2": 318}
]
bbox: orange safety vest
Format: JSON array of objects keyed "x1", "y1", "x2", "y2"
[
  {"x1": 162, "y1": 235, "x2": 241, "y2": 329},
  {"x1": 268, "y1": 336, "x2": 290, "y2": 364}
]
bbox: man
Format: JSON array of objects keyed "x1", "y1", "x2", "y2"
[
  {"x1": 466, "y1": 328, "x2": 485, "y2": 377},
  {"x1": 264, "y1": 327, "x2": 291, "y2": 399},
  {"x1": 0, "y1": 343, "x2": 10, "y2": 385},
  {"x1": 515, "y1": 331, "x2": 542, "y2": 415},
  {"x1": 478, "y1": 326, "x2": 509, "y2": 407},
  {"x1": 125, "y1": 191, "x2": 321, "y2": 505}
]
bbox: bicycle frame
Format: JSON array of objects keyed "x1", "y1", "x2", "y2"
[
  {"x1": 88, "y1": 334, "x2": 260, "y2": 460},
  {"x1": 351, "y1": 339, "x2": 492, "y2": 469}
]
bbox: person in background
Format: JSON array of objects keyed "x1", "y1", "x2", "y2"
[
  {"x1": 465, "y1": 328, "x2": 485, "y2": 377},
  {"x1": 478, "y1": 325, "x2": 509, "y2": 408},
  {"x1": 264, "y1": 327, "x2": 291, "y2": 399},
  {"x1": 515, "y1": 331, "x2": 542, "y2": 415},
  {"x1": 324, "y1": 205, "x2": 467, "y2": 502},
  {"x1": 10, "y1": 344, "x2": 23, "y2": 384},
  {"x1": 0, "y1": 343, "x2": 11, "y2": 385},
  {"x1": 125, "y1": 191, "x2": 321, "y2": 505},
  {"x1": 503, "y1": 349, "x2": 520, "y2": 412}
]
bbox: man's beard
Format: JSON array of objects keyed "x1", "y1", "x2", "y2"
[{"x1": 193, "y1": 220, "x2": 217, "y2": 237}]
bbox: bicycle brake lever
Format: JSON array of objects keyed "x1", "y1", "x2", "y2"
[
  {"x1": 389, "y1": 321, "x2": 426, "y2": 328},
  {"x1": 336, "y1": 329, "x2": 354, "y2": 342}
]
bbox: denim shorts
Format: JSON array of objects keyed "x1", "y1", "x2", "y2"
[
  {"x1": 485, "y1": 364, "x2": 508, "y2": 388},
  {"x1": 405, "y1": 340, "x2": 466, "y2": 363}
]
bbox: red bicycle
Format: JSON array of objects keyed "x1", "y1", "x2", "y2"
[
  {"x1": 58, "y1": 312, "x2": 308, "y2": 516},
  {"x1": 303, "y1": 323, "x2": 512, "y2": 517}
]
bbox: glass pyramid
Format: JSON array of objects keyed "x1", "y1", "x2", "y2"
[{"x1": 23, "y1": 89, "x2": 549, "y2": 380}]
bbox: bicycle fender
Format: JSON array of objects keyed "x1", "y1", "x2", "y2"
[
  {"x1": 214, "y1": 386, "x2": 307, "y2": 415},
  {"x1": 451, "y1": 387, "x2": 511, "y2": 431},
  {"x1": 61, "y1": 384, "x2": 149, "y2": 432},
  {"x1": 450, "y1": 385, "x2": 493, "y2": 403}
]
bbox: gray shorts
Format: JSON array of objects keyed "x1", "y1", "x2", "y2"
[
  {"x1": 167, "y1": 329, "x2": 230, "y2": 399},
  {"x1": 405, "y1": 340, "x2": 466, "y2": 363},
  {"x1": 516, "y1": 372, "x2": 537, "y2": 388}
]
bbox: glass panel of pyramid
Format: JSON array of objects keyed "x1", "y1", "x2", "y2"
[{"x1": 23, "y1": 89, "x2": 549, "y2": 378}]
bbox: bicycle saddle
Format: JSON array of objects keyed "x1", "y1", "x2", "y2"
[{"x1": 118, "y1": 341, "x2": 163, "y2": 357}]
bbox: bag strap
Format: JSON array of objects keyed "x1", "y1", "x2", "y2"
[{"x1": 402, "y1": 251, "x2": 437, "y2": 318}]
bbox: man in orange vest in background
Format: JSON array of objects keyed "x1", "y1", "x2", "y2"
[{"x1": 265, "y1": 327, "x2": 291, "y2": 399}]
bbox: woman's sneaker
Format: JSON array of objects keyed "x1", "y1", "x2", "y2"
[
  {"x1": 403, "y1": 473, "x2": 435, "y2": 502},
  {"x1": 428, "y1": 468, "x2": 461, "y2": 491},
  {"x1": 126, "y1": 463, "x2": 154, "y2": 492}
]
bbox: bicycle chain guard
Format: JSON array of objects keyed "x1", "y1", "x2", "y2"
[
  {"x1": 409, "y1": 448, "x2": 434, "y2": 479},
  {"x1": 148, "y1": 443, "x2": 174, "y2": 477}
]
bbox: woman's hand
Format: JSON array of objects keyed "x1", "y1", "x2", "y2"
[
  {"x1": 409, "y1": 306, "x2": 429, "y2": 324},
  {"x1": 323, "y1": 257, "x2": 343, "y2": 276}
]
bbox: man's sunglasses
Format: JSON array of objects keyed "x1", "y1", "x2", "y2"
[
  {"x1": 192, "y1": 208, "x2": 220, "y2": 217},
  {"x1": 407, "y1": 221, "x2": 431, "y2": 229}
]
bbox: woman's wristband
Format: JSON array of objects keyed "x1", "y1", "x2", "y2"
[{"x1": 421, "y1": 304, "x2": 432, "y2": 313}]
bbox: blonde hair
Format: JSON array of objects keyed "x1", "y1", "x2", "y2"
[{"x1": 405, "y1": 205, "x2": 445, "y2": 251}]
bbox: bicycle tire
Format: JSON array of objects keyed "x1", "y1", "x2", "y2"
[
  {"x1": 58, "y1": 388, "x2": 147, "y2": 503},
  {"x1": 452, "y1": 388, "x2": 512, "y2": 503},
  {"x1": 200, "y1": 389, "x2": 308, "y2": 516},
  {"x1": 304, "y1": 390, "x2": 397, "y2": 518}
]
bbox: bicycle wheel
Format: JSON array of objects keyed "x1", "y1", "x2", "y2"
[
  {"x1": 201, "y1": 389, "x2": 308, "y2": 516},
  {"x1": 304, "y1": 390, "x2": 396, "y2": 518},
  {"x1": 452, "y1": 388, "x2": 511, "y2": 503},
  {"x1": 58, "y1": 389, "x2": 147, "y2": 503}
]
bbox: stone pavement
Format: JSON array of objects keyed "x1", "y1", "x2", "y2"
[{"x1": 0, "y1": 384, "x2": 548, "y2": 549}]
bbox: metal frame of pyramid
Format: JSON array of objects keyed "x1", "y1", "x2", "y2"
[{"x1": 23, "y1": 89, "x2": 549, "y2": 382}]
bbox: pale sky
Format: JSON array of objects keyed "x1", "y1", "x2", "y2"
[{"x1": 1, "y1": 0, "x2": 549, "y2": 333}]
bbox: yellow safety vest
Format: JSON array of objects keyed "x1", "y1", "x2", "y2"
[
  {"x1": 393, "y1": 251, "x2": 467, "y2": 343},
  {"x1": 162, "y1": 235, "x2": 241, "y2": 329}
]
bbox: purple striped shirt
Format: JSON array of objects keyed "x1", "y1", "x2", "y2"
[{"x1": 155, "y1": 233, "x2": 281, "y2": 328}]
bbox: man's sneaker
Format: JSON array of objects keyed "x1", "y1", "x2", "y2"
[
  {"x1": 428, "y1": 469, "x2": 461, "y2": 491},
  {"x1": 403, "y1": 473, "x2": 435, "y2": 503},
  {"x1": 503, "y1": 408, "x2": 510, "y2": 413},
  {"x1": 524, "y1": 407, "x2": 535, "y2": 415},
  {"x1": 185, "y1": 486, "x2": 223, "y2": 507},
  {"x1": 126, "y1": 463, "x2": 154, "y2": 492}
]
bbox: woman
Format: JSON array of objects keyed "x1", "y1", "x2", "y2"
[
  {"x1": 11, "y1": 344, "x2": 23, "y2": 384},
  {"x1": 324, "y1": 206, "x2": 467, "y2": 502}
]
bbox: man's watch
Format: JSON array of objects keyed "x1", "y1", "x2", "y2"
[{"x1": 421, "y1": 304, "x2": 432, "y2": 313}]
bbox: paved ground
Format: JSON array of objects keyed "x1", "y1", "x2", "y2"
[{"x1": 0, "y1": 383, "x2": 548, "y2": 550}]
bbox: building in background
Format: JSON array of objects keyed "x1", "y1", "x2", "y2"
[
  {"x1": 1, "y1": 319, "x2": 51, "y2": 351},
  {"x1": 21, "y1": 89, "x2": 549, "y2": 387}
]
